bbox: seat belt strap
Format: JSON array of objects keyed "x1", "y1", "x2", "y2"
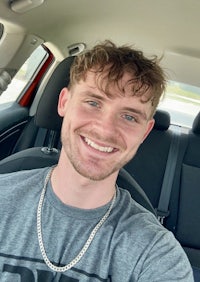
[{"x1": 156, "y1": 126, "x2": 181, "y2": 224}]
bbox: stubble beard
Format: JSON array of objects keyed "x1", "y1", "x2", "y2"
[{"x1": 61, "y1": 131, "x2": 131, "y2": 181}]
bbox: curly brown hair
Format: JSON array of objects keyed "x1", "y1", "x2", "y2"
[{"x1": 69, "y1": 40, "x2": 166, "y2": 117}]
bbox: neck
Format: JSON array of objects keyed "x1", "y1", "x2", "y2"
[{"x1": 50, "y1": 153, "x2": 118, "y2": 209}]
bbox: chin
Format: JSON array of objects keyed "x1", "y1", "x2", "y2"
[
  {"x1": 78, "y1": 170, "x2": 111, "y2": 181},
  {"x1": 74, "y1": 164, "x2": 117, "y2": 181}
]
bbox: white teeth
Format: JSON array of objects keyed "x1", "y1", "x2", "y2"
[{"x1": 84, "y1": 137, "x2": 114, "y2": 153}]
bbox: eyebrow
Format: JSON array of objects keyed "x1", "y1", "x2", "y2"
[
  {"x1": 82, "y1": 91, "x2": 107, "y2": 101},
  {"x1": 122, "y1": 107, "x2": 148, "y2": 121}
]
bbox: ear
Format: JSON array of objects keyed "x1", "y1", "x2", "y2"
[
  {"x1": 57, "y1": 87, "x2": 70, "y2": 117},
  {"x1": 142, "y1": 118, "x2": 155, "y2": 143}
]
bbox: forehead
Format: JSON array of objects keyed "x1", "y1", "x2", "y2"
[
  {"x1": 83, "y1": 70, "x2": 153, "y2": 103},
  {"x1": 84, "y1": 70, "x2": 138, "y2": 96}
]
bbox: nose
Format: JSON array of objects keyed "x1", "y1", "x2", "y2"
[{"x1": 97, "y1": 111, "x2": 118, "y2": 136}]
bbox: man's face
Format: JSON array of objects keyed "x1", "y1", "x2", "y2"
[{"x1": 58, "y1": 71, "x2": 155, "y2": 181}]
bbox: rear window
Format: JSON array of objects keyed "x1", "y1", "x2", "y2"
[{"x1": 158, "y1": 81, "x2": 200, "y2": 128}]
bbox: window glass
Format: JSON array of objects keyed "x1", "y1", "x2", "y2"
[
  {"x1": 158, "y1": 81, "x2": 200, "y2": 128},
  {"x1": 0, "y1": 45, "x2": 48, "y2": 107}
]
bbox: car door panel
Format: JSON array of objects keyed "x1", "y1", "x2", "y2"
[{"x1": 0, "y1": 102, "x2": 29, "y2": 160}]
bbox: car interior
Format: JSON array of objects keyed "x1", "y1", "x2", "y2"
[{"x1": 0, "y1": 0, "x2": 200, "y2": 281}]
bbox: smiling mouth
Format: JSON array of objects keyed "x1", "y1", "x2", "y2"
[{"x1": 83, "y1": 137, "x2": 115, "y2": 153}]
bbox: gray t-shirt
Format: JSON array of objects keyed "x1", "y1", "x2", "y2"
[{"x1": 0, "y1": 167, "x2": 194, "y2": 281}]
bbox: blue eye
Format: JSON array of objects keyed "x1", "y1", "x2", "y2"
[
  {"x1": 88, "y1": 101, "x2": 99, "y2": 107},
  {"x1": 124, "y1": 114, "x2": 135, "y2": 122}
]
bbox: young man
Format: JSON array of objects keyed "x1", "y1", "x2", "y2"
[{"x1": 0, "y1": 41, "x2": 194, "y2": 281}]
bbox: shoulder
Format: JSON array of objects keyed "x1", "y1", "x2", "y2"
[
  {"x1": 116, "y1": 187, "x2": 158, "y2": 226},
  {"x1": 0, "y1": 167, "x2": 51, "y2": 192},
  {"x1": 115, "y1": 188, "x2": 180, "y2": 242},
  {"x1": 113, "y1": 187, "x2": 183, "y2": 257},
  {"x1": 112, "y1": 187, "x2": 164, "y2": 249},
  {"x1": 0, "y1": 167, "x2": 53, "y2": 215},
  {"x1": 112, "y1": 188, "x2": 193, "y2": 281},
  {"x1": 0, "y1": 166, "x2": 50, "y2": 181}
]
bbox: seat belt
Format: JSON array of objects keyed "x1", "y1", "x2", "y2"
[{"x1": 156, "y1": 126, "x2": 181, "y2": 224}]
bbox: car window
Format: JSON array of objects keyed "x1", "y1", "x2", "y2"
[
  {"x1": 158, "y1": 81, "x2": 200, "y2": 128},
  {"x1": 0, "y1": 45, "x2": 49, "y2": 108}
]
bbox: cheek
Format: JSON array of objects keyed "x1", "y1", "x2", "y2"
[
  {"x1": 126, "y1": 126, "x2": 147, "y2": 143},
  {"x1": 122, "y1": 127, "x2": 147, "y2": 154},
  {"x1": 74, "y1": 106, "x2": 100, "y2": 127},
  {"x1": 62, "y1": 106, "x2": 90, "y2": 133}
]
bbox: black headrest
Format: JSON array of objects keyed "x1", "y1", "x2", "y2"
[
  {"x1": 35, "y1": 56, "x2": 75, "y2": 131},
  {"x1": 153, "y1": 110, "x2": 170, "y2": 130},
  {"x1": 192, "y1": 111, "x2": 200, "y2": 134}
]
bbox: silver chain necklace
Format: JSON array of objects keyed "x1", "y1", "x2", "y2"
[{"x1": 37, "y1": 167, "x2": 116, "y2": 273}]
